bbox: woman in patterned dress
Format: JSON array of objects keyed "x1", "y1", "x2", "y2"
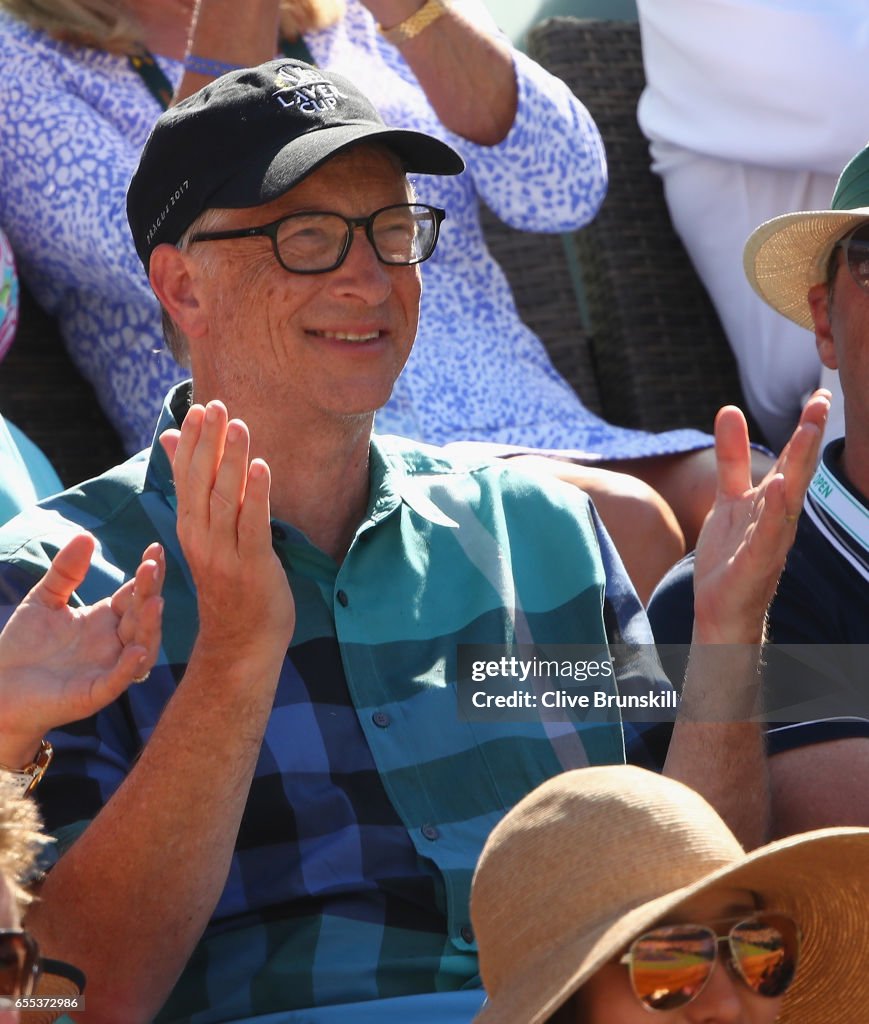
[{"x1": 0, "y1": 0, "x2": 749, "y2": 599}]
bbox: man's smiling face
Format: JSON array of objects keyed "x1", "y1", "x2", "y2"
[{"x1": 183, "y1": 145, "x2": 422, "y2": 424}]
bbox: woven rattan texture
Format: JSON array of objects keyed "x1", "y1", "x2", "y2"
[
  {"x1": 529, "y1": 18, "x2": 750, "y2": 437},
  {"x1": 0, "y1": 283, "x2": 125, "y2": 485}
]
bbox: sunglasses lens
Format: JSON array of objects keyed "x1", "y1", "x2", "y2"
[
  {"x1": 729, "y1": 914, "x2": 799, "y2": 998},
  {"x1": 845, "y1": 224, "x2": 869, "y2": 289},
  {"x1": 0, "y1": 932, "x2": 39, "y2": 998},
  {"x1": 629, "y1": 925, "x2": 717, "y2": 1010}
]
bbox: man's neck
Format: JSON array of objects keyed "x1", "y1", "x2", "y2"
[
  {"x1": 189, "y1": 389, "x2": 376, "y2": 563},
  {"x1": 267, "y1": 429, "x2": 374, "y2": 563},
  {"x1": 839, "y1": 433, "x2": 869, "y2": 505}
]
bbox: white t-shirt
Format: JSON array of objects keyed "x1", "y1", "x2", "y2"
[{"x1": 637, "y1": 0, "x2": 869, "y2": 175}]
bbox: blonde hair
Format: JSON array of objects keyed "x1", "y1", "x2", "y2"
[
  {"x1": 0, "y1": 0, "x2": 140, "y2": 53},
  {"x1": 2, "y1": 0, "x2": 344, "y2": 53},
  {"x1": 0, "y1": 780, "x2": 46, "y2": 910}
]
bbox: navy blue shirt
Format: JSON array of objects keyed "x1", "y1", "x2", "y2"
[{"x1": 647, "y1": 440, "x2": 869, "y2": 753}]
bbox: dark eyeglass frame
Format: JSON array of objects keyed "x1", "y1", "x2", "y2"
[
  {"x1": 829, "y1": 222, "x2": 869, "y2": 291},
  {"x1": 0, "y1": 929, "x2": 40, "y2": 1002},
  {"x1": 188, "y1": 202, "x2": 446, "y2": 275},
  {"x1": 617, "y1": 913, "x2": 800, "y2": 1013}
]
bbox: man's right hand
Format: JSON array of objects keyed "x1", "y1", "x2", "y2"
[{"x1": 160, "y1": 400, "x2": 295, "y2": 663}]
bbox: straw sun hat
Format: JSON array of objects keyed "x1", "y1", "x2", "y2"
[
  {"x1": 471, "y1": 765, "x2": 869, "y2": 1024},
  {"x1": 744, "y1": 143, "x2": 869, "y2": 330}
]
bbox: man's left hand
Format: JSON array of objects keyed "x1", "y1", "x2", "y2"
[{"x1": 692, "y1": 389, "x2": 830, "y2": 645}]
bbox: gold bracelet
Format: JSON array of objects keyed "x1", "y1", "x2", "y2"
[
  {"x1": 0, "y1": 739, "x2": 53, "y2": 797},
  {"x1": 378, "y1": 0, "x2": 448, "y2": 45}
]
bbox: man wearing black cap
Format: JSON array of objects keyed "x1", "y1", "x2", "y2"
[{"x1": 0, "y1": 60, "x2": 827, "y2": 1024}]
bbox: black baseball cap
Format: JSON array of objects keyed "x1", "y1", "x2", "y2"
[{"x1": 126, "y1": 58, "x2": 465, "y2": 271}]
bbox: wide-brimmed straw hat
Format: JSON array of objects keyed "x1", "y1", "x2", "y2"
[
  {"x1": 471, "y1": 765, "x2": 869, "y2": 1024},
  {"x1": 744, "y1": 143, "x2": 869, "y2": 329}
]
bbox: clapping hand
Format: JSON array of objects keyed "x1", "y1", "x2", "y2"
[
  {"x1": 0, "y1": 533, "x2": 164, "y2": 767},
  {"x1": 160, "y1": 401, "x2": 295, "y2": 662},
  {"x1": 692, "y1": 390, "x2": 830, "y2": 645}
]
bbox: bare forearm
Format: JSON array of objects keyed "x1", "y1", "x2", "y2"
[
  {"x1": 174, "y1": 0, "x2": 282, "y2": 103},
  {"x1": 664, "y1": 639, "x2": 769, "y2": 850},
  {"x1": 26, "y1": 643, "x2": 285, "y2": 1024},
  {"x1": 770, "y1": 739, "x2": 869, "y2": 838},
  {"x1": 368, "y1": 0, "x2": 517, "y2": 144}
]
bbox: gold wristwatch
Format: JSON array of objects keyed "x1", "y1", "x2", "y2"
[{"x1": 0, "y1": 739, "x2": 53, "y2": 796}]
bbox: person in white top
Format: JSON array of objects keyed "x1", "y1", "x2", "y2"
[{"x1": 635, "y1": 0, "x2": 865, "y2": 450}]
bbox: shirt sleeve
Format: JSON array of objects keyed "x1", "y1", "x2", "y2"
[
  {"x1": 589, "y1": 502, "x2": 675, "y2": 772},
  {"x1": 453, "y1": 47, "x2": 608, "y2": 232}
]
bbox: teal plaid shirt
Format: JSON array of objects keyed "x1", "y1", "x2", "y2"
[{"x1": 0, "y1": 384, "x2": 671, "y2": 1023}]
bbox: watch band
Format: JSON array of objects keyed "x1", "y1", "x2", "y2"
[
  {"x1": 378, "y1": 0, "x2": 448, "y2": 45},
  {"x1": 0, "y1": 740, "x2": 53, "y2": 797}
]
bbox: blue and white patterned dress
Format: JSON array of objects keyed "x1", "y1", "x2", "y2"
[{"x1": 0, "y1": 1, "x2": 712, "y2": 458}]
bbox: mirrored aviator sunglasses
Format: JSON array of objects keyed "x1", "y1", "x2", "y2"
[
  {"x1": 619, "y1": 913, "x2": 800, "y2": 1012},
  {"x1": 836, "y1": 222, "x2": 869, "y2": 291},
  {"x1": 0, "y1": 930, "x2": 40, "y2": 1006}
]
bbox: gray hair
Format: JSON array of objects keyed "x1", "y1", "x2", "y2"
[{"x1": 159, "y1": 207, "x2": 228, "y2": 367}]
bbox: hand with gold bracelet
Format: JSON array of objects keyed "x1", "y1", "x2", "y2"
[
  {"x1": 154, "y1": 0, "x2": 517, "y2": 143},
  {"x1": 358, "y1": 0, "x2": 517, "y2": 144},
  {"x1": 0, "y1": 533, "x2": 164, "y2": 790}
]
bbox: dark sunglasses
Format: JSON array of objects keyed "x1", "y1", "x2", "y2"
[
  {"x1": 0, "y1": 929, "x2": 40, "y2": 1003},
  {"x1": 831, "y1": 222, "x2": 869, "y2": 291},
  {"x1": 617, "y1": 913, "x2": 800, "y2": 1012}
]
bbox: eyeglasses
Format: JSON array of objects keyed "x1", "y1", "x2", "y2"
[
  {"x1": 832, "y1": 222, "x2": 869, "y2": 291},
  {"x1": 188, "y1": 203, "x2": 445, "y2": 274},
  {"x1": 0, "y1": 930, "x2": 40, "y2": 1005},
  {"x1": 617, "y1": 913, "x2": 800, "y2": 1012}
]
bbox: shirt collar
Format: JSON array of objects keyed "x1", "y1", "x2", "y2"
[
  {"x1": 144, "y1": 385, "x2": 459, "y2": 530},
  {"x1": 805, "y1": 438, "x2": 869, "y2": 579},
  {"x1": 144, "y1": 380, "x2": 191, "y2": 509},
  {"x1": 367, "y1": 435, "x2": 459, "y2": 529}
]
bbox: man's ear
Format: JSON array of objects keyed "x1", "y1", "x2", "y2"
[
  {"x1": 149, "y1": 244, "x2": 207, "y2": 339},
  {"x1": 807, "y1": 281, "x2": 839, "y2": 370}
]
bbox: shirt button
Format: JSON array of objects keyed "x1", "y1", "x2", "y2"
[
  {"x1": 336, "y1": 590, "x2": 349, "y2": 607},
  {"x1": 460, "y1": 925, "x2": 474, "y2": 944},
  {"x1": 271, "y1": 523, "x2": 286, "y2": 541},
  {"x1": 421, "y1": 823, "x2": 440, "y2": 841},
  {"x1": 372, "y1": 711, "x2": 391, "y2": 728}
]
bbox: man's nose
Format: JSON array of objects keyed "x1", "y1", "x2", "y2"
[{"x1": 329, "y1": 227, "x2": 393, "y2": 302}]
